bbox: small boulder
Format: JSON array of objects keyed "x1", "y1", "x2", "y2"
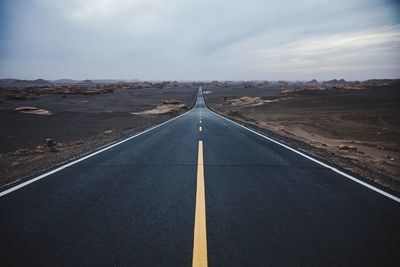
[
  {"x1": 56, "y1": 143, "x2": 64, "y2": 148},
  {"x1": 162, "y1": 99, "x2": 182, "y2": 105},
  {"x1": 50, "y1": 147, "x2": 60, "y2": 153},
  {"x1": 35, "y1": 145, "x2": 45, "y2": 153},
  {"x1": 386, "y1": 155, "x2": 395, "y2": 161},
  {"x1": 14, "y1": 148, "x2": 28, "y2": 155},
  {"x1": 338, "y1": 144, "x2": 348, "y2": 150},
  {"x1": 46, "y1": 138, "x2": 56, "y2": 147}
]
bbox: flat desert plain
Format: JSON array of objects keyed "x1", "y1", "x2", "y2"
[
  {"x1": 0, "y1": 85, "x2": 197, "y2": 187},
  {"x1": 205, "y1": 81, "x2": 400, "y2": 191}
]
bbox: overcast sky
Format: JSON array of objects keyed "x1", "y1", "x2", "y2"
[{"x1": 0, "y1": 0, "x2": 399, "y2": 81}]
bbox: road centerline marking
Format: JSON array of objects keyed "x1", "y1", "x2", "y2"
[
  {"x1": 199, "y1": 126, "x2": 202, "y2": 132},
  {"x1": 192, "y1": 140, "x2": 208, "y2": 267}
]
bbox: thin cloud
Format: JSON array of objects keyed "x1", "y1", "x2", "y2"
[{"x1": 0, "y1": 0, "x2": 399, "y2": 80}]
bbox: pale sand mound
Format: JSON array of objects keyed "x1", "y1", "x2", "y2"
[
  {"x1": 227, "y1": 96, "x2": 285, "y2": 106},
  {"x1": 15, "y1": 107, "x2": 52, "y2": 115},
  {"x1": 131, "y1": 100, "x2": 187, "y2": 115}
]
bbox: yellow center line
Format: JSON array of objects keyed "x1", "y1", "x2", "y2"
[{"x1": 192, "y1": 140, "x2": 208, "y2": 267}]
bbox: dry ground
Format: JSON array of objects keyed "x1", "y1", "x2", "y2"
[
  {"x1": 0, "y1": 86, "x2": 197, "y2": 187},
  {"x1": 205, "y1": 83, "x2": 400, "y2": 191}
]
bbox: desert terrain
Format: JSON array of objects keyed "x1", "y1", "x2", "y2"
[
  {"x1": 2, "y1": 78, "x2": 399, "y2": 192},
  {"x1": 205, "y1": 79, "x2": 400, "y2": 191},
  {"x1": 0, "y1": 80, "x2": 198, "y2": 188}
]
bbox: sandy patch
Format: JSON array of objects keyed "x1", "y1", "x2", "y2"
[
  {"x1": 131, "y1": 100, "x2": 187, "y2": 115},
  {"x1": 15, "y1": 106, "x2": 52, "y2": 115},
  {"x1": 227, "y1": 96, "x2": 287, "y2": 106}
]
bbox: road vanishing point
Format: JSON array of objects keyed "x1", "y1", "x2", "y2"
[{"x1": 1, "y1": 88, "x2": 399, "y2": 266}]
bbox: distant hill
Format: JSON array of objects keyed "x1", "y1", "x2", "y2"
[
  {"x1": 0, "y1": 78, "x2": 51, "y2": 88},
  {"x1": 51, "y1": 79, "x2": 81, "y2": 84},
  {"x1": 0, "y1": 78, "x2": 142, "y2": 87},
  {"x1": 52, "y1": 79, "x2": 140, "y2": 84}
]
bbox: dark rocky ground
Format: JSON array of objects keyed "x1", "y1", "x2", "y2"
[
  {"x1": 0, "y1": 86, "x2": 197, "y2": 187},
  {"x1": 1, "y1": 78, "x2": 399, "y2": 192}
]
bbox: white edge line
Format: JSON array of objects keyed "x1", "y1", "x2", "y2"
[
  {"x1": 210, "y1": 109, "x2": 400, "y2": 203},
  {"x1": 0, "y1": 103, "x2": 196, "y2": 198}
]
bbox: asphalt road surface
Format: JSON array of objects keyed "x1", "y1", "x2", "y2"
[{"x1": 1, "y1": 88, "x2": 399, "y2": 266}]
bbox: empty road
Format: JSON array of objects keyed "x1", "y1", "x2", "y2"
[{"x1": 1, "y1": 88, "x2": 399, "y2": 266}]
